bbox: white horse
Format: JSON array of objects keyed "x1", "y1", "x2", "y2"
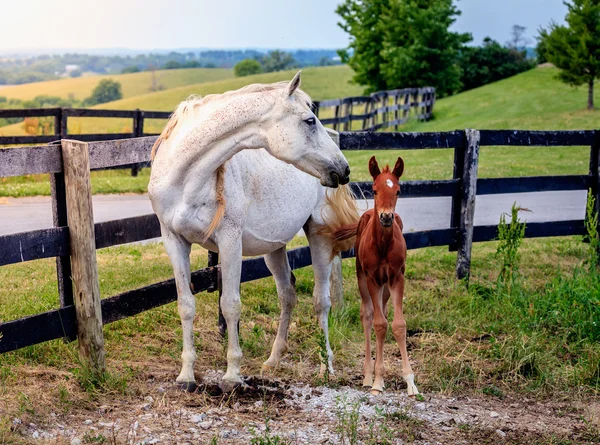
[{"x1": 148, "y1": 72, "x2": 359, "y2": 391}]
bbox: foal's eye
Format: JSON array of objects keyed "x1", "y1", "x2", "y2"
[
  {"x1": 304, "y1": 117, "x2": 316, "y2": 126},
  {"x1": 373, "y1": 191, "x2": 378, "y2": 196},
  {"x1": 396, "y1": 191, "x2": 400, "y2": 196}
]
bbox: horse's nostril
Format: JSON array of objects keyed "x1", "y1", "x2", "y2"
[
  {"x1": 330, "y1": 171, "x2": 340, "y2": 187},
  {"x1": 344, "y1": 165, "x2": 351, "y2": 177}
]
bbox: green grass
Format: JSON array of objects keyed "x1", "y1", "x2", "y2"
[{"x1": 0, "y1": 67, "x2": 233, "y2": 102}]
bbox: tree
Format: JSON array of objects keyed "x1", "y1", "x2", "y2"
[
  {"x1": 458, "y1": 37, "x2": 536, "y2": 92},
  {"x1": 85, "y1": 79, "x2": 122, "y2": 106},
  {"x1": 535, "y1": 28, "x2": 550, "y2": 64},
  {"x1": 163, "y1": 60, "x2": 182, "y2": 70},
  {"x1": 234, "y1": 59, "x2": 263, "y2": 77},
  {"x1": 541, "y1": 0, "x2": 600, "y2": 109},
  {"x1": 507, "y1": 24, "x2": 530, "y2": 49},
  {"x1": 260, "y1": 51, "x2": 296, "y2": 73},
  {"x1": 122, "y1": 65, "x2": 141, "y2": 74},
  {"x1": 69, "y1": 69, "x2": 82, "y2": 78},
  {"x1": 337, "y1": 0, "x2": 472, "y2": 97}
]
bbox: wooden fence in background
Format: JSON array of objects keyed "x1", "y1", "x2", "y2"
[
  {"x1": 0, "y1": 129, "x2": 598, "y2": 373},
  {"x1": 0, "y1": 87, "x2": 435, "y2": 145}
]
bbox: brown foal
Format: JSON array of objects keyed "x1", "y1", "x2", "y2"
[{"x1": 336, "y1": 156, "x2": 419, "y2": 396}]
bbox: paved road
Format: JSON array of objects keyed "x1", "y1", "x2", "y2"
[{"x1": 0, "y1": 191, "x2": 587, "y2": 238}]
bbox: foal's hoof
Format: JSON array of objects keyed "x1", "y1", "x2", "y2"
[
  {"x1": 219, "y1": 379, "x2": 242, "y2": 393},
  {"x1": 176, "y1": 381, "x2": 198, "y2": 393},
  {"x1": 260, "y1": 362, "x2": 276, "y2": 378},
  {"x1": 370, "y1": 388, "x2": 383, "y2": 396}
]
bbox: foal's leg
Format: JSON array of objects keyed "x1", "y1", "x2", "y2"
[
  {"x1": 218, "y1": 234, "x2": 245, "y2": 390},
  {"x1": 262, "y1": 246, "x2": 298, "y2": 374},
  {"x1": 358, "y1": 269, "x2": 374, "y2": 387},
  {"x1": 161, "y1": 226, "x2": 196, "y2": 388},
  {"x1": 305, "y1": 227, "x2": 335, "y2": 376},
  {"x1": 367, "y1": 279, "x2": 388, "y2": 394},
  {"x1": 390, "y1": 275, "x2": 419, "y2": 396}
]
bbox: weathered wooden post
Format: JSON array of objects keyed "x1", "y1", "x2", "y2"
[
  {"x1": 61, "y1": 139, "x2": 106, "y2": 375},
  {"x1": 455, "y1": 129, "x2": 480, "y2": 281},
  {"x1": 131, "y1": 109, "x2": 144, "y2": 176},
  {"x1": 589, "y1": 130, "x2": 600, "y2": 250}
]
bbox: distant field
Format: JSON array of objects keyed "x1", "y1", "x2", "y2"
[{"x1": 0, "y1": 67, "x2": 233, "y2": 101}]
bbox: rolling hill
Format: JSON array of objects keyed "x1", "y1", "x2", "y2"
[{"x1": 0, "y1": 67, "x2": 233, "y2": 101}]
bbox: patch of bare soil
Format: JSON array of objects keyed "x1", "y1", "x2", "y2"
[{"x1": 7, "y1": 368, "x2": 599, "y2": 445}]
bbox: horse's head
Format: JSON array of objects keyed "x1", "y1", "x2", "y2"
[
  {"x1": 262, "y1": 71, "x2": 350, "y2": 188},
  {"x1": 369, "y1": 156, "x2": 404, "y2": 227}
]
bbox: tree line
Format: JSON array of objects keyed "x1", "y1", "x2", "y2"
[{"x1": 336, "y1": 0, "x2": 600, "y2": 109}]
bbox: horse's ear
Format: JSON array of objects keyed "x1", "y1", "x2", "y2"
[
  {"x1": 392, "y1": 157, "x2": 404, "y2": 179},
  {"x1": 286, "y1": 71, "x2": 302, "y2": 97},
  {"x1": 369, "y1": 156, "x2": 381, "y2": 179}
]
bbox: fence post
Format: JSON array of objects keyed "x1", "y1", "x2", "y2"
[
  {"x1": 455, "y1": 130, "x2": 480, "y2": 282},
  {"x1": 130, "y1": 109, "x2": 143, "y2": 177},
  {"x1": 61, "y1": 139, "x2": 106, "y2": 375},
  {"x1": 208, "y1": 251, "x2": 227, "y2": 338},
  {"x1": 449, "y1": 132, "x2": 467, "y2": 252},
  {"x1": 60, "y1": 109, "x2": 68, "y2": 138},
  {"x1": 589, "y1": 130, "x2": 600, "y2": 249}
]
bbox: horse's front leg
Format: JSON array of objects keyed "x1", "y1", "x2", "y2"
[
  {"x1": 161, "y1": 225, "x2": 196, "y2": 390},
  {"x1": 367, "y1": 278, "x2": 387, "y2": 395},
  {"x1": 358, "y1": 267, "x2": 374, "y2": 388},
  {"x1": 218, "y1": 234, "x2": 244, "y2": 391},
  {"x1": 305, "y1": 228, "x2": 335, "y2": 376},
  {"x1": 390, "y1": 274, "x2": 419, "y2": 396},
  {"x1": 262, "y1": 246, "x2": 298, "y2": 374}
]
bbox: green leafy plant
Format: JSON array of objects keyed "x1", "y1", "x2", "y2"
[
  {"x1": 585, "y1": 190, "x2": 600, "y2": 269},
  {"x1": 334, "y1": 395, "x2": 361, "y2": 445},
  {"x1": 496, "y1": 203, "x2": 529, "y2": 291},
  {"x1": 250, "y1": 418, "x2": 291, "y2": 445}
]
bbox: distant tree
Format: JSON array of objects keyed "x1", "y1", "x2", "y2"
[
  {"x1": 507, "y1": 24, "x2": 530, "y2": 49},
  {"x1": 69, "y1": 69, "x2": 82, "y2": 78},
  {"x1": 122, "y1": 65, "x2": 141, "y2": 74},
  {"x1": 163, "y1": 60, "x2": 182, "y2": 70},
  {"x1": 203, "y1": 62, "x2": 217, "y2": 68},
  {"x1": 541, "y1": 0, "x2": 600, "y2": 109},
  {"x1": 535, "y1": 28, "x2": 550, "y2": 64},
  {"x1": 234, "y1": 59, "x2": 263, "y2": 77},
  {"x1": 458, "y1": 37, "x2": 536, "y2": 91},
  {"x1": 318, "y1": 56, "x2": 336, "y2": 66},
  {"x1": 260, "y1": 51, "x2": 297, "y2": 72},
  {"x1": 183, "y1": 60, "x2": 201, "y2": 68},
  {"x1": 84, "y1": 79, "x2": 122, "y2": 106},
  {"x1": 337, "y1": 0, "x2": 472, "y2": 97}
]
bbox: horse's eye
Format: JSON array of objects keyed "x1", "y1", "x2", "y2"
[
  {"x1": 304, "y1": 117, "x2": 316, "y2": 126},
  {"x1": 396, "y1": 191, "x2": 400, "y2": 196},
  {"x1": 373, "y1": 191, "x2": 378, "y2": 196}
]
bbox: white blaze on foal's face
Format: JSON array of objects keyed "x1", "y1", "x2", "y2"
[{"x1": 386, "y1": 179, "x2": 394, "y2": 188}]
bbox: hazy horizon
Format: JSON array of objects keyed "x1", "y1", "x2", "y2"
[{"x1": 1, "y1": 0, "x2": 568, "y2": 54}]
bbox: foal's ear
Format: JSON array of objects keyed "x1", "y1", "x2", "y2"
[
  {"x1": 368, "y1": 156, "x2": 381, "y2": 179},
  {"x1": 392, "y1": 157, "x2": 404, "y2": 179},
  {"x1": 286, "y1": 71, "x2": 302, "y2": 97}
]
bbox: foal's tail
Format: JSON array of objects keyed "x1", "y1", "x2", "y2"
[{"x1": 320, "y1": 184, "x2": 360, "y2": 257}]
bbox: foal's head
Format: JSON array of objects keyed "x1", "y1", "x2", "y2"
[{"x1": 369, "y1": 156, "x2": 404, "y2": 227}]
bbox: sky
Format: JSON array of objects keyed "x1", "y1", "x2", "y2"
[{"x1": 0, "y1": 0, "x2": 568, "y2": 53}]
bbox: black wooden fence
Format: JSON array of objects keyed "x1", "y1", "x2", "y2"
[
  {"x1": 0, "y1": 129, "x2": 598, "y2": 356},
  {"x1": 0, "y1": 87, "x2": 435, "y2": 146}
]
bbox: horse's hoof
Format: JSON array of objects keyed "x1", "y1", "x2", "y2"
[
  {"x1": 219, "y1": 379, "x2": 242, "y2": 393},
  {"x1": 370, "y1": 388, "x2": 383, "y2": 396},
  {"x1": 261, "y1": 362, "x2": 276, "y2": 377},
  {"x1": 176, "y1": 381, "x2": 198, "y2": 393}
]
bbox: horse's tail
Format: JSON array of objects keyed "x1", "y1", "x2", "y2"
[{"x1": 320, "y1": 184, "x2": 360, "y2": 257}]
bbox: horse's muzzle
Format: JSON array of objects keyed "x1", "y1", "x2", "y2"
[
  {"x1": 380, "y1": 212, "x2": 394, "y2": 227},
  {"x1": 330, "y1": 166, "x2": 350, "y2": 186}
]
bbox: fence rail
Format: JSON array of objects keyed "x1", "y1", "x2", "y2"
[
  {"x1": 0, "y1": 87, "x2": 435, "y2": 147},
  {"x1": 0, "y1": 129, "x2": 598, "y2": 368}
]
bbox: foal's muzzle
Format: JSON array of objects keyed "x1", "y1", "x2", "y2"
[{"x1": 380, "y1": 212, "x2": 394, "y2": 227}]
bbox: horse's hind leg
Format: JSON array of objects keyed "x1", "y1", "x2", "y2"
[
  {"x1": 161, "y1": 225, "x2": 196, "y2": 389},
  {"x1": 305, "y1": 224, "x2": 335, "y2": 376},
  {"x1": 262, "y1": 246, "x2": 298, "y2": 374},
  {"x1": 390, "y1": 275, "x2": 419, "y2": 396}
]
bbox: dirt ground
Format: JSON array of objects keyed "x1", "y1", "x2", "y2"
[{"x1": 7, "y1": 365, "x2": 599, "y2": 445}]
